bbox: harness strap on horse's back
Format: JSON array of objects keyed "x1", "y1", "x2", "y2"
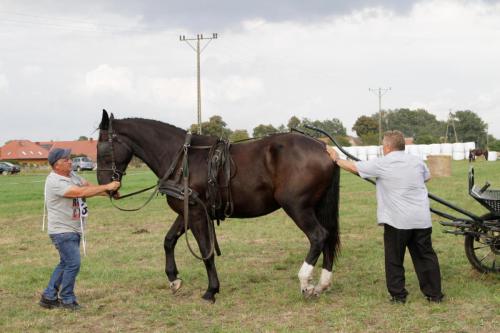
[
  {"x1": 207, "y1": 139, "x2": 234, "y2": 224},
  {"x1": 181, "y1": 133, "x2": 220, "y2": 260},
  {"x1": 155, "y1": 133, "x2": 221, "y2": 260}
]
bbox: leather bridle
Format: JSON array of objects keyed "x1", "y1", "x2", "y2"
[{"x1": 96, "y1": 117, "x2": 128, "y2": 182}]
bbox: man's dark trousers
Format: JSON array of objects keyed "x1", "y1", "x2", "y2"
[{"x1": 383, "y1": 224, "x2": 444, "y2": 300}]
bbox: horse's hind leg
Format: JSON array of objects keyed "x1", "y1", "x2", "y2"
[
  {"x1": 283, "y1": 205, "x2": 329, "y2": 298},
  {"x1": 164, "y1": 215, "x2": 184, "y2": 293},
  {"x1": 314, "y1": 236, "x2": 335, "y2": 296},
  {"x1": 189, "y1": 210, "x2": 220, "y2": 303}
]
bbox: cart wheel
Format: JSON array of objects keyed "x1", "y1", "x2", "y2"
[{"x1": 464, "y1": 233, "x2": 500, "y2": 273}]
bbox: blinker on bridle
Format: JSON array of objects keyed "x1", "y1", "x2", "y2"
[{"x1": 97, "y1": 116, "x2": 127, "y2": 182}]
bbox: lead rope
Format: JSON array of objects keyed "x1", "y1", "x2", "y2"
[
  {"x1": 79, "y1": 207, "x2": 87, "y2": 256},
  {"x1": 42, "y1": 181, "x2": 47, "y2": 231}
]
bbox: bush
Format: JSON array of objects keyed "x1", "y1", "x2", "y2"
[{"x1": 488, "y1": 139, "x2": 500, "y2": 151}]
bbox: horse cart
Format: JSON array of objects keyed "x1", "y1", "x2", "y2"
[
  {"x1": 437, "y1": 167, "x2": 500, "y2": 273},
  {"x1": 308, "y1": 126, "x2": 500, "y2": 274}
]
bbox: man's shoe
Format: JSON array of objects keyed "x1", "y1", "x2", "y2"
[
  {"x1": 39, "y1": 296, "x2": 61, "y2": 309},
  {"x1": 62, "y1": 301, "x2": 82, "y2": 311},
  {"x1": 390, "y1": 296, "x2": 406, "y2": 304}
]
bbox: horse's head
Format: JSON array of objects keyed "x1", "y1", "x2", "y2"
[{"x1": 96, "y1": 110, "x2": 134, "y2": 186}]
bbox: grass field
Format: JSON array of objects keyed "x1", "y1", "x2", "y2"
[{"x1": 0, "y1": 161, "x2": 498, "y2": 332}]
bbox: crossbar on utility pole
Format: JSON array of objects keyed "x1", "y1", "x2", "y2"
[
  {"x1": 180, "y1": 33, "x2": 218, "y2": 135},
  {"x1": 369, "y1": 87, "x2": 391, "y2": 144}
]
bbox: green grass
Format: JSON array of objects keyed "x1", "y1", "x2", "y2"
[{"x1": 0, "y1": 161, "x2": 499, "y2": 332}]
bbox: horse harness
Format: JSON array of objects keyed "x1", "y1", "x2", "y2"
[{"x1": 99, "y1": 120, "x2": 234, "y2": 260}]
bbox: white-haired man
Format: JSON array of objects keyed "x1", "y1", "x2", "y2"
[{"x1": 327, "y1": 130, "x2": 444, "y2": 304}]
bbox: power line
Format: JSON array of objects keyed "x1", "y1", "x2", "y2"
[
  {"x1": 180, "y1": 33, "x2": 218, "y2": 135},
  {"x1": 0, "y1": 10, "x2": 171, "y2": 35},
  {"x1": 369, "y1": 87, "x2": 391, "y2": 145}
]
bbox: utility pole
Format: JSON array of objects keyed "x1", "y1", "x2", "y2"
[
  {"x1": 444, "y1": 110, "x2": 458, "y2": 143},
  {"x1": 369, "y1": 87, "x2": 391, "y2": 144},
  {"x1": 486, "y1": 124, "x2": 489, "y2": 148},
  {"x1": 180, "y1": 33, "x2": 218, "y2": 135}
]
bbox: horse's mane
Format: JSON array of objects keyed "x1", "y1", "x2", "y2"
[
  {"x1": 119, "y1": 117, "x2": 221, "y2": 145},
  {"x1": 117, "y1": 117, "x2": 297, "y2": 144},
  {"x1": 121, "y1": 117, "x2": 187, "y2": 133}
]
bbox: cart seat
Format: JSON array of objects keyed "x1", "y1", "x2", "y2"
[{"x1": 469, "y1": 167, "x2": 500, "y2": 214}]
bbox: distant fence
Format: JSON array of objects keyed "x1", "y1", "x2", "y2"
[{"x1": 332, "y1": 142, "x2": 497, "y2": 162}]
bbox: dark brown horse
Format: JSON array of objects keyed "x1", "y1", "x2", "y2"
[
  {"x1": 96, "y1": 110, "x2": 340, "y2": 302},
  {"x1": 469, "y1": 148, "x2": 488, "y2": 162}
]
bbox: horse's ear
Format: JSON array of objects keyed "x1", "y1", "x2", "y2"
[
  {"x1": 110, "y1": 113, "x2": 115, "y2": 121},
  {"x1": 100, "y1": 109, "x2": 109, "y2": 130}
]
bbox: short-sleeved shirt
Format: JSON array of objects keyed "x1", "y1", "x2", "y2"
[
  {"x1": 45, "y1": 171, "x2": 87, "y2": 234},
  {"x1": 355, "y1": 150, "x2": 432, "y2": 230}
]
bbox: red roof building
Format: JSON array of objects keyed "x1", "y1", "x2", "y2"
[
  {"x1": 0, "y1": 140, "x2": 49, "y2": 163},
  {"x1": 39, "y1": 139, "x2": 97, "y2": 160},
  {"x1": 0, "y1": 139, "x2": 97, "y2": 164}
]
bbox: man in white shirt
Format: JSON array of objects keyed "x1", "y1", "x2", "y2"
[
  {"x1": 327, "y1": 130, "x2": 444, "y2": 303},
  {"x1": 39, "y1": 148, "x2": 120, "y2": 310}
]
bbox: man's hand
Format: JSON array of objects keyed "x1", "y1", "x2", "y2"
[
  {"x1": 325, "y1": 145, "x2": 359, "y2": 175},
  {"x1": 64, "y1": 181, "x2": 121, "y2": 198},
  {"x1": 105, "y1": 181, "x2": 121, "y2": 192},
  {"x1": 326, "y1": 146, "x2": 339, "y2": 163}
]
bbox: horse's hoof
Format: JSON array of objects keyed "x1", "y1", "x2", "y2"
[
  {"x1": 301, "y1": 285, "x2": 315, "y2": 298},
  {"x1": 202, "y1": 292, "x2": 216, "y2": 304},
  {"x1": 169, "y1": 279, "x2": 182, "y2": 294},
  {"x1": 313, "y1": 285, "x2": 326, "y2": 297}
]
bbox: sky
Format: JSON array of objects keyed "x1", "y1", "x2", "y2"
[{"x1": 1, "y1": 0, "x2": 500, "y2": 144}]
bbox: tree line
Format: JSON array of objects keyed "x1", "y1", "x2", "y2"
[
  {"x1": 186, "y1": 108, "x2": 499, "y2": 150},
  {"x1": 352, "y1": 109, "x2": 496, "y2": 149},
  {"x1": 188, "y1": 115, "x2": 352, "y2": 146}
]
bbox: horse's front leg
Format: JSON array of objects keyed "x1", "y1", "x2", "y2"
[
  {"x1": 189, "y1": 208, "x2": 220, "y2": 303},
  {"x1": 164, "y1": 215, "x2": 184, "y2": 293}
]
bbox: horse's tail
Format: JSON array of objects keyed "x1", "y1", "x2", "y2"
[{"x1": 315, "y1": 163, "x2": 341, "y2": 260}]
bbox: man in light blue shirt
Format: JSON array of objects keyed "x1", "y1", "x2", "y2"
[{"x1": 327, "y1": 130, "x2": 444, "y2": 303}]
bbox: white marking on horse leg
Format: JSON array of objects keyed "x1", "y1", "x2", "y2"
[
  {"x1": 169, "y1": 279, "x2": 182, "y2": 294},
  {"x1": 297, "y1": 262, "x2": 315, "y2": 297},
  {"x1": 313, "y1": 269, "x2": 332, "y2": 296}
]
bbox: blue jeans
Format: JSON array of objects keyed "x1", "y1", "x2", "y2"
[{"x1": 43, "y1": 232, "x2": 81, "y2": 304}]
